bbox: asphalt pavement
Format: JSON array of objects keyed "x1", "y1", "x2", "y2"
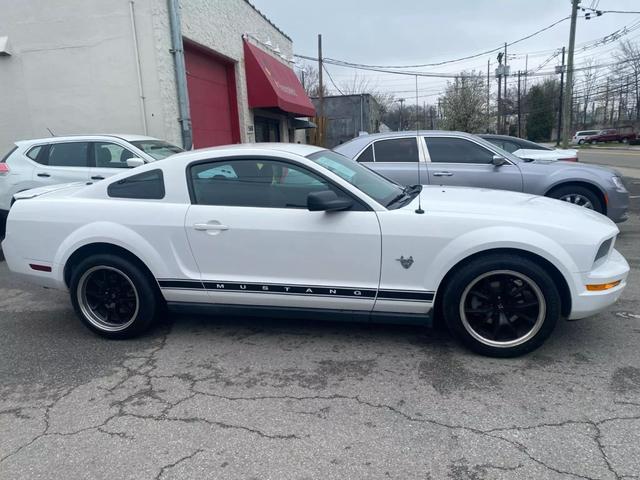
[
  {"x1": 578, "y1": 147, "x2": 640, "y2": 180},
  {"x1": 0, "y1": 153, "x2": 639, "y2": 479}
]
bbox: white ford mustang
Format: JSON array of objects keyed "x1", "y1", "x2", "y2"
[{"x1": 2, "y1": 144, "x2": 629, "y2": 357}]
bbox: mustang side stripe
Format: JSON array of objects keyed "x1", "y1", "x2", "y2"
[{"x1": 157, "y1": 279, "x2": 434, "y2": 302}]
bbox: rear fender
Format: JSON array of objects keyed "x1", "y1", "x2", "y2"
[{"x1": 53, "y1": 222, "x2": 168, "y2": 284}]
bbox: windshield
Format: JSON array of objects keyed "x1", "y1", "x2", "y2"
[
  {"x1": 307, "y1": 150, "x2": 404, "y2": 206},
  {"x1": 131, "y1": 140, "x2": 183, "y2": 160}
]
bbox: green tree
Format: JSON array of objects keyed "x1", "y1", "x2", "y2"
[{"x1": 526, "y1": 82, "x2": 556, "y2": 141}]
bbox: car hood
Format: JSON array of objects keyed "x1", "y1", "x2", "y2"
[
  {"x1": 517, "y1": 157, "x2": 622, "y2": 177},
  {"x1": 405, "y1": 185, "x2": 616, "y2": 231}
]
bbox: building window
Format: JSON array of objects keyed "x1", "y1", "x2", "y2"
[{"x1": 255, "y1": 116, "x2": 281, "y2": 142}]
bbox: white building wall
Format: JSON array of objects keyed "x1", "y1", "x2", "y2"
[
  {"x1": 0, "y1": 0, "x2": 161, "y2": 152},
  {"x1": 0, "y1": 0, "x2": 295, "y2": 153}
]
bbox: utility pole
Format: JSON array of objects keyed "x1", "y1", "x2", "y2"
[
  {"x1": 317, "y1": 34, "x2": 324, "y2": 147},
  {"x1": 603, "y1": 79, "x2": 609, "y2": 124},
  {"x1": 561, "y1": 0, "x2": 580, "y2": 149},
  {"x1": 524, "y1": 54, "x2": 529, "y2": 96},
  {"x1": 503, "y1": 42, "x2": 508, "y2": 134},
  {"x1": 398, "y1": 98, "x2": 405, "y2": 131},
  {"x1": 497, "y1": 72, "x2": 502, "y2": 133},
  {"x1": 487, "y1": 59, "x2": 490, "y2": 119},
  {"x1": 517, "y1": 71, "x2": 521, "y2": 137},
  {"x1": 556, "y1": 46, "x2": 566, "y2": 146}
]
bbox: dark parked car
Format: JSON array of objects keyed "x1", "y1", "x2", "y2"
[{"x1": 585, "y1": 128, "x2": 637, "y2": 144}]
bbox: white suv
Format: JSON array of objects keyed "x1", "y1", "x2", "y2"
[
  {"x1": 571, "y1": 130, "x2": 600, "y2": 145},
  {"x1": 0, "y1": 134, "x2": 182, "y2": 223}
]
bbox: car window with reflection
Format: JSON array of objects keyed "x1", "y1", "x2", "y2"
[{"x1": 131, "y1": 141, "x2": 183, "y2": 160}]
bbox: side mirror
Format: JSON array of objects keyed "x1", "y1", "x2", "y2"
[
  {"x1": 492, "y1": 154, "x2": 506, "y2": 166},
  {"x1": 307, "y1": 190, "x2": 352, "y2": 212},
  {"x1": 126, "y1": 157, "x2": 145, "y2": 168}
]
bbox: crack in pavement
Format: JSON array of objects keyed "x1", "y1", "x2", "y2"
[
  {"x1": 2, "y1": 326, "x2": 636, "y2": 480},
  {"x1": 155, "y1": 448, "x2": 205, "y2": 480}
]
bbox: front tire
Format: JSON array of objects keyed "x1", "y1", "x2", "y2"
[
  {"x1": 69, "y1": 254, "x2": 158, "y2": 338},
  {"x1": 547, "y1": 184, "x2": 604, "y2": 213},
  {"x1": 442, "y1": 254, "x2": 560, "y2": 357},
  {"x1": 578, "y1": 139, "x2": 585, "y2": 145}
]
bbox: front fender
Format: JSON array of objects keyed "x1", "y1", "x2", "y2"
[
  {"x1": 53, "y1": 221, "x2": 169, "y2": 284},
  {"x1": 425, "y1": 226, "x2": 580, "y2": 297}
]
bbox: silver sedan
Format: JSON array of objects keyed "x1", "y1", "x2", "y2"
[{"x1": 334, "y1": 131, "x2": 629, "y2": 222}]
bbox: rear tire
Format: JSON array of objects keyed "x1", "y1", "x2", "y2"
[
  {"x1": 547, "y1": 184, "x2": 604, "y2": 214},
  {"x1": 590, "y1": 140, "x2": 597, "y2": 144},
  {"x1": 442, "y1": 254, "x2": 560, "y2": 357},
  {"x1": 69, "y1": 254, "x2": 158, "y2": 338}
]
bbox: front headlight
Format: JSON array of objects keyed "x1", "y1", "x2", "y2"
[{"x1": 611, "y1": 176, "x2": 627, "y2": 192}]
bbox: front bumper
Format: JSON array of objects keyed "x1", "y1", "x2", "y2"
[
  {"x1": 607, "y1": 188, "x2": 630, "y2": 223},
  {"x1": 569, "y1": 248, "x2": 629, "y2": 320}
]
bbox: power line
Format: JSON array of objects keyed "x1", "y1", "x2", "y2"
[{"x1": 295, "y1": 16, "x2": 572, "y2": 70}]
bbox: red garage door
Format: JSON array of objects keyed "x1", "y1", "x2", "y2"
[{"x1": 184, "y1": 43, "x2": 240, "y2": 148}]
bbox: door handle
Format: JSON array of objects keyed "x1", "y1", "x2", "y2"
[
  {"x1": 37, "y1": 173, "x2": 51, "y2": 178},
  {"x1": 432, "y1": 171, "x2": 453, "y2": 177},
  {"x1": 91, "y1": 175, "x2": 105, "y2": 180},
  {"x1": 194, "y1": 222, "x2": 229, "y2": 231}
]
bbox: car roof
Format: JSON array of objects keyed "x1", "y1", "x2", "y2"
[
  {"x1": 14, "y1": 134, "x2": 164, "y2": 146},
  {"x1": 163, "y1": 142, "x2": 326, "y2": 162}
]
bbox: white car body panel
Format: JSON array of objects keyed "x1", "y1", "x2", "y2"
[
  {"x1": 512, "y1": 148, "x2": 578, "y2": 162},
  {"x1": 2, "y1": 144, "x2": 629, "y2": 323}
]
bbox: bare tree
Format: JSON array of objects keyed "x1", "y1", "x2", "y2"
[
  {"x1": 440, "y1": 72, "x2": 487, "y2": 132},
  {"x1": 580, "y1": 59, "x2": 598, "y2": 128},
  {"x1": 297, "y1": 64, "x2": 328, "y2": 97},
  {"x1": 616, "y1": 40, "x2": 640, "y2": 121},
  {"x1": 339, "y1": 72, "x2": 395, "y2": 113}
]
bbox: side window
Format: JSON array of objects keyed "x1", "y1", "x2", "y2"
[
  {"x1": 426, "y1": 137, "x2": 495, "y2": 164},
  {"x1": 47, "y1": 142, "x2": 90, "y2": 167},
  {"x1": 108, "y1": 169, "x2": 165, "y2": 199},
  {"x1": 357, "y1": 144, "x2": 374, "y2": 163},
  {"x1": 26, "y1": 145, "x2": 43, "y2": 161},
  {"x1": 190, "y1": 159, "x2": 355, "y2": 209},
  {"x1": 93, "y1": 142, "x2": 137, "y2": 169},
  {"x1": 501, "y1": 141, "x2": 519, "y2": 153},
  {"x1": 373, "y1": 138, "x2": 419, "y2": 163}
]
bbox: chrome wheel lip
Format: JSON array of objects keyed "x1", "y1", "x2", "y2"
[
  {"x1": 459, "y1": 269, "x2": 546, "y2": 349},
  {"x1": 77, "y1": 266, "x2": 139, "y2": 332},
  {"x1": 558, "y1": 193, "x2": 594, "y2": 209}
]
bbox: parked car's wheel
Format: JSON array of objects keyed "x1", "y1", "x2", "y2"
[
  {"x1": 578, "y1": 139, "x2": 585, "y2": 145},
  {"x1": 621, "y1": 138, "x2": 629, "y2": 144},
  {"x1": 69, "y1": 254, "x2": 159, "y2": 338},
  {"x1": 442, "y1": 254, "x2": 560, "y2": 357},
  {"x1": 547, "y1": 184, "x2": 604, "y2": 213},
  {"x1": 590, "y1": 140, "x2": 597, "y2": 144}
]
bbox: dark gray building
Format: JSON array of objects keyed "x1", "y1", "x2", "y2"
[{"x1": 312, "y1": 94, "x2": 381, "y2": 148}]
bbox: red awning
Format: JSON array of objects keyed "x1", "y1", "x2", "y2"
[{"x1": 243, "y1": 40, "x2": 316, "y2": 117}]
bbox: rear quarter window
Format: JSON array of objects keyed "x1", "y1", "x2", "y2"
[{"x1": 107, "y1": 169, "x2": 165, "y2": 199}]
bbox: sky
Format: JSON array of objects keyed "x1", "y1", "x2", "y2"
[{"x1": 248, "y1": 0, "x2": 640, "y2": 104}]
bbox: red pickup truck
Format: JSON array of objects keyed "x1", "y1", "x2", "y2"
[{"x1": 585, "y1": 128, "x2": 637, "y2": 144}]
